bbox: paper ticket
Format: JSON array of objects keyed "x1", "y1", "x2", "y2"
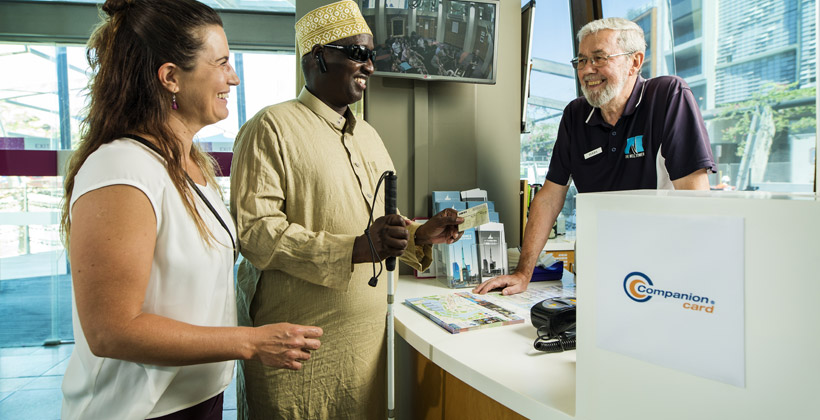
[{"x1": 457, "y1": 203, "x2": 490, "y2": 232}]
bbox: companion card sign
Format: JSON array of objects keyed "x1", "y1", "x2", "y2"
[{"x1": 596, "y1": 211, "x2": 745, "y2": 387}]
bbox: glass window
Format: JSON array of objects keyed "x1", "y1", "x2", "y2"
[
  {"x1": 198, "y1": 51, "x2": 296, "y2": 152},
  {"x1": 633, "y1": 10, "x2": 654, "y2": 79},
  {"x1": 690, "y1": 83, "x2": 707, "y2": 110},
  {"x1": 674, "y1": 45, "x2": 702, "y2": 78},
  {"x1": 0, "y1": 42, "x2": 296, "y2": 347},
  {"x1": 0, "y1": 44, "x2": 87, "y2": 149},
  {"x1": 200, "y1": 0, "x2": 295, "y2": 13},
  {"x1": 672, "y1": 10, "x2": 702, "y2": 45},
  {"x1": 521, "y1": 0, "x2": 574, "y2": 181},
  {"x1": 387, "y1": 0, "x2": 409, "y2": 9},
  {"x1": 18, "y1": 0, "x2": 295, "y2": 13},
  {"x1": 0, "y1": 43, "x2": 82, "y2": 347},
  {"x1": 520, "y1": 0, "x2": 578, "y2": 241},
  {"x1": 0, "y1": 175, "x2": 69, "y2": 347},
  {"x1": 602, "y1": 0, "x2": 817, "y2": 192}
]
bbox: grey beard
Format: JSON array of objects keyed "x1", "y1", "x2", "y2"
[{"x1": 582, "y1": 77, "x2": 625, "y2": 108}]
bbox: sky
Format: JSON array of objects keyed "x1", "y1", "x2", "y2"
[
  {"x1": 523, "y1": 0, "x2": 654, "y2": 62},
  {"x1": 522, "y1": 0, "x2": 656, "y2": 103}
]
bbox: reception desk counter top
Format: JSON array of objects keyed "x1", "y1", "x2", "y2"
[{"x1": 394, "y1": 276, "x2": 575, "y2": 420}]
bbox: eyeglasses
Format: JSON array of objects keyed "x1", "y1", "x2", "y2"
[
  {"x1": 570, "y1": 51, "x2": 635, "y2": 70},
  {"x1": 323, "y1": 44, "x2": 376, "y2": 63}
]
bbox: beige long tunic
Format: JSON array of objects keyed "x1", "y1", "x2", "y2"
[{"x1": 230, "y1": 88, "x2": 430, "y2": 420}]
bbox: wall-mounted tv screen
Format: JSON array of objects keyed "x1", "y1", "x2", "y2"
[{"x1": 360, "y1": 0, "x2": 499, "y2": 84}]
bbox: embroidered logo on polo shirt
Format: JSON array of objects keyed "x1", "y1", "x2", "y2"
[{"x1": 625, "y1": 135, "x2": 645, "y2": 159}]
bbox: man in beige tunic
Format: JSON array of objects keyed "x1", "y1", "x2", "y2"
[{"x1": 230, "y1": 1, "x2": 463, "y2": 419}]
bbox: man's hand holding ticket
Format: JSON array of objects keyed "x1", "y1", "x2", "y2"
[{"x1": 457, "y1": 203, "x2": 490, "y2": 231}]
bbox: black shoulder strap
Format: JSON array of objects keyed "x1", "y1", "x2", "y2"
[{"x1": 122, "y1": 134, "x2": 237, "y2": 260}]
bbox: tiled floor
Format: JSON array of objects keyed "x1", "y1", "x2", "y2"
[{"x1": 0, "y1": 344, "x2": 238, "y2": 419}]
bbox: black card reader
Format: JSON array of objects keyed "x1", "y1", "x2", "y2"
[{"x1": 531, "y1": 297, "x2": 577, "y2": 353}]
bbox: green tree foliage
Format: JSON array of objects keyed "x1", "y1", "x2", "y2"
[
  {"x1": 521, "y1": 115, "x2": 559, "y2": 159},
  {"x1": 0, "y1": 103, "x2": 53, "y2": 138},
  {"x1": 715, "y1": 82, "x2": 815, "y2": 157}
]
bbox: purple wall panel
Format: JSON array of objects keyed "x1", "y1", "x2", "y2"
[{"x1": 0, "y1": 150, "x2": 58, "y2": 176}]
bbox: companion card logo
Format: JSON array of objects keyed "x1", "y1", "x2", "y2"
[
  {"x1": 623, "y1": 271, "x2": 653, "y2": 302},
  {"x1": 623, "y1": 271, "x2": 716, "y2": 313}
]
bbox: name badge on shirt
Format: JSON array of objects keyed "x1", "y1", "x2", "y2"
[{"x1": 584, "y1": 147, "x2": 602, "y2": 160}]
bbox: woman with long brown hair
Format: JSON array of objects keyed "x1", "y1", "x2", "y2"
[{"x1": 60, "y1": 1, "x2": 322, "y2": 418}]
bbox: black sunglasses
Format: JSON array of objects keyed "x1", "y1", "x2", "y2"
[{"x1": 323, "y1": 44, "x2": 376, "y2": 63}]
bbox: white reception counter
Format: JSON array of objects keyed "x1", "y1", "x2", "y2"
[
  {"x1": 394, "y1": 277, "x2": 575, "y2": 420},
  {"x1": 394, "y1": 190, "x2": 820, "y2": 420}
]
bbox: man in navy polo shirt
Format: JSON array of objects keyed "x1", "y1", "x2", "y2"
[{"x1": 474, "y1": 17, "x2": 715, "y2": 296}]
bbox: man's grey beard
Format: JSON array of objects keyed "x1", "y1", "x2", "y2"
[{"x1": 581, "y1": 75, "x2": 626, "y2": 108}]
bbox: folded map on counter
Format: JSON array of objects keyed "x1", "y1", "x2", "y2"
[
  {"x1": 404, "y1": 285, "x2": 574, "y2": 334},
  {"x1": 404, "y1": 292, "x2": 522, "y2": 333}
]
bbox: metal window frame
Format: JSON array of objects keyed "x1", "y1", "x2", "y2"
[
  {"x1": 568, "y1": 0, "x2": 602, "y2": 97},
  {"x1": 0, "y1": 0, "x2": 296, "y2": 51}
]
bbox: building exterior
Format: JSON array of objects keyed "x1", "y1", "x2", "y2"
[
  {"x1": 633, "y1": 0, "x2": 816, "y2": 108},
  {"x1": 628, "y1": 0, "x2": 816, "y2": 189},
  {"x1": 715, "y1": 0, "x2": 816, "y2": 104}
]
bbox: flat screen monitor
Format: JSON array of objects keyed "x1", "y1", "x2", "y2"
[{"x1": 360, "y1": 0, "x2": 499, "y2": 84}]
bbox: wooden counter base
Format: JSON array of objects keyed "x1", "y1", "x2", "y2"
[{"x1": 409, "y1": 345, "x2": 527, "y2": 420}]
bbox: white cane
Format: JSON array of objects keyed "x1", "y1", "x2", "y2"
[
  {"x1": 383, "y1": 172, "x2": 398, "y2": 420},
  {"x1": 387, "y1": 267, "x2": 396, "y2": 420}
]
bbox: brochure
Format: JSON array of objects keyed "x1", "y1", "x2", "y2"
[{"x1": 476, "y1": 222, "x2": 507, "y2": 282}]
